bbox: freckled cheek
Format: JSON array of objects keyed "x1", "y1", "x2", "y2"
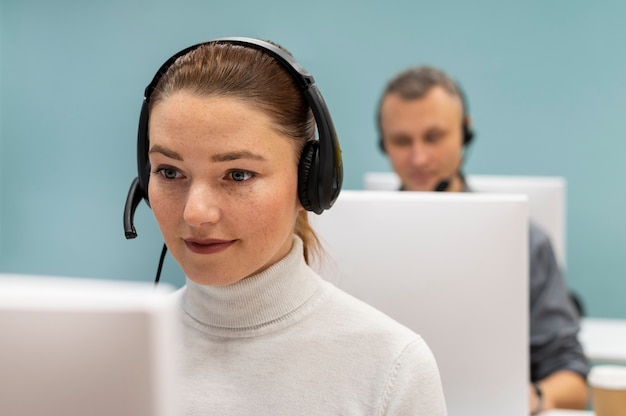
[
  {"x1": 273, "y1": 188, "x2": 301, "y2": 219},
  {"x1": 245, "y1": 185, "x2": 298, "y2": 221},
  {"x1": 148, "y1": 186, "x2": 183, "y2": 227}
]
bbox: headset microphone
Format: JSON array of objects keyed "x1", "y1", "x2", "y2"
[
  {"x1": 124, "y1": 177, "x2": 165, "y2": 285},
  {"x1": 124, "y1": 177, "x2": 142, "y2": 239},
  {"x1": 434, "y1": 179, "x2": 451, "y2": 192},
  {"x1": 434, "y1": 140, "x2": 467, "y2": 192}
]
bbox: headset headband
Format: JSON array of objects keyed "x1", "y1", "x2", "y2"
[{"x1": 124, "y1": 37, "x2": 343, "y2": 239}]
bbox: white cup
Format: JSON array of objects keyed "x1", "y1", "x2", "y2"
[{"x1": 588, "y1": 365, "x2": 626, "y2": 416}]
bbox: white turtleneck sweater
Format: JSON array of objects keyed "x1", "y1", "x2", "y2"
[{"x1": 177, "y1": 237, "x2": 447, "y2": 415}]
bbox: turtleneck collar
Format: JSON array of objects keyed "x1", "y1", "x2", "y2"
[{"x1": 181, "y1": 236, "x2": 323, "y2": 336}]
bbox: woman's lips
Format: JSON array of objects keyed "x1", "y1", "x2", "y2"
[{"x1": 184, "y1": 239, "x2": 235, "y2": 254}]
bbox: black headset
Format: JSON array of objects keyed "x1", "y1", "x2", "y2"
[
  {"x1": 458, "y1": 86, "x2": 475, "y2": 146},
  {"x1": 378, "y1": 84, "x2": 475, "y2": 153},
  {"x1": 123, "y1": 37, "x2": 343, "y2": 240}
]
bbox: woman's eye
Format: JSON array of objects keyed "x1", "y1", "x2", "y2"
[
  {"x1": 157, "y1": 167, "x2": 180, "y2": 179},
  {"x1": 229, "y1": 170, "x2": 254, "y2": 182}
]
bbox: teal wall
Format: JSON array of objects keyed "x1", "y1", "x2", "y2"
[{"x1": 1, "y1": 1, "x2": 625, "y2": 318}]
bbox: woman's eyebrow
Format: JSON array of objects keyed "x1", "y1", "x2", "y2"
[
  {"x1": 211, "y1": 151, "x2": 266, "y2": 162},
  {"x1": 149, "y1": 146, "x2": 266, "y2": 163},
  {"x1": 148, "y1": 145, "x2": 182, "y2": 161}
]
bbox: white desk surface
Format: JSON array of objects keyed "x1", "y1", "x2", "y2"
[
  {"x1": 539, "y1": 411, "x2": 593, "y2": 416},
  {"x1": 579, "y1": 317, "x2": 626, "y2": 364}
]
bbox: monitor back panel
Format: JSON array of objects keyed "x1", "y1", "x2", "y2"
[
  {"x1": 363, "y1": 172, "x2": 566, "y2": 268},
  {"x1": 310, "y1": 190, "x2": 529, "y2": 416},
  {"x1": 0, "y1": 276, "x2": 180, "y2": 416},
  {"x1": 465, "y1": 174, "x2": 566, "y2": 269}
]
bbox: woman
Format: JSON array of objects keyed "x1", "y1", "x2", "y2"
[{"x1": 129, "y1": 38, "x2": 447, "y2": 415}]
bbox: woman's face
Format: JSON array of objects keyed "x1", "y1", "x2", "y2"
[{"x1": 148, "y1": 91, "x2": 303, "y2": 286}]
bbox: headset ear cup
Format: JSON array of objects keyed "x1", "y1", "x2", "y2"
[
  {"x1": 463, "y1": 124, "x2": 475, "y2": 145},
  {"x1": 298, "y1": 141, "x2": 321, "y2": 214}
]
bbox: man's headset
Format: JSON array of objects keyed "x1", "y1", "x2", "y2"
[
  {"x1": 458, "y1": 86, "x2": 475, "y2": 146},
  {"x1": 123, "y1": 37, "x2": 343, "y2": 241}
]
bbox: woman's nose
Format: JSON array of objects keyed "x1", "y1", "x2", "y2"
[{"x1": 182, "y1": 183, "x2": 221, "y2": 226}]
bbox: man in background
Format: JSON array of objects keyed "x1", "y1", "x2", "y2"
[{"x1": 376, "y1": 66, "x2": 589, "y2": 414}]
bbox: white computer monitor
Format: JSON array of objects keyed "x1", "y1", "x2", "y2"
[
  {"x1": 0, "y1": 275, "x2": 180, "y2": 416},
  {"x1": 363, "y1": 172, "x2": 567, "y2": 269},
  {"x1": 310, "y1": 190, "x2": 529, "y2": 416}
]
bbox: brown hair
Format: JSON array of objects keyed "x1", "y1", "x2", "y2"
[{"x1": 149, "y1": 42, "x2": 322, "y2": 264}]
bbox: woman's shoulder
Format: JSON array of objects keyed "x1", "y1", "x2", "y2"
[
  {"x1": 317, "y1": 281, "x2": 446, "y2": 413},
  {"x1": 319, "y1": 280, "x2": 426, "y2": 346}
]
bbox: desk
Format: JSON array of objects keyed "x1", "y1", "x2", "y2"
[
  {"x1": 579, "y1": 317, "x2": 626, "y2": 364},
  {"x1": 539, "y1": 411, "x2": 593, "y2": 415}
]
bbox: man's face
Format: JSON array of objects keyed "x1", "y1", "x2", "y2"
[{"x1": 379, "y1": 86, "x2": 466, "y2": 192}]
